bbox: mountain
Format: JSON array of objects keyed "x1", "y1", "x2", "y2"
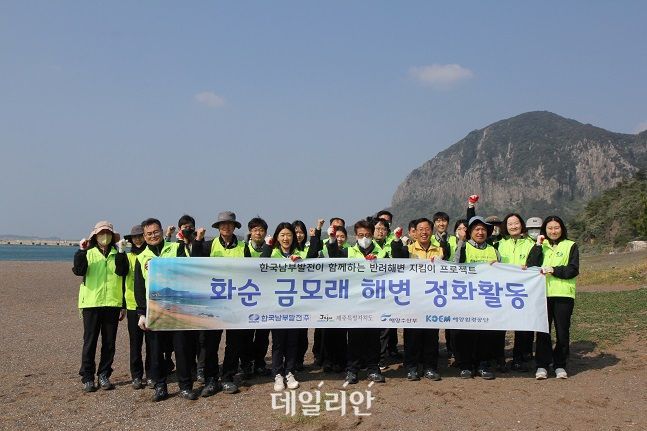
[
  {"x1": 390, "y1": 111, "x2": 647, "y2": 225},
  {"x1": 570, "y1": 176, "x2": 647, "y2": 250}
]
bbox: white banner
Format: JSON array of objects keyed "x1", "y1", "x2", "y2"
[{"x1": 147, "y1": 257, "x2": 548, "y2": 332}]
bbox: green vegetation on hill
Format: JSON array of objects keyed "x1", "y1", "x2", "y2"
[{"x1": 570, "y1": 174, "x2": 647, "y2": 250}]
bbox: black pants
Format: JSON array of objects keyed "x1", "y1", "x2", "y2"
[
  {"x1": 453, "y1": 329, "x2": 494, "y2": 370},
  {"x1": 79, "y1": 307, "x2": 120, "y2": 383},
  {"x1": 512, "y1": 331, "x2": 534, "y2": 362},
  {"x1": 149, "y1": 330, "x2": 196, "y2": 390},
  {"x1": 322, "y1": 328, "x2": 347, "y2": 369},
  {"x1": 536, "y1": 297, "x2": 575, "y2": 369},
  {"x1": 445, "y1": 329, "x2": 454, "y2": 354},
  {"x1": 240, "y1": 329, "x2": 270, "y2": 370},
  {"x1": 379, "y1": 328, "x2": 398, "y2": 360},
  {"x1": 492, "y1": 330, "x2": 506, "y2": 361},
  {"x1": 312, "y1": 328, "x2": 323, "y2": 361},
  {"x1": 347, "y1": 328, "x2": 381, "y2": 374},
  {"x1": 126, "y1": 310, "x2": 150, "y2": 380},
  {"x1": 403, "y1": 328, "x2": 439, "y2": 370},
  {"x1": 296, "y1": 328, "x2": 308, "y2": 365},
  {"x1": 271, "y1": 329, "x2": 299, "y2": 377},
  {"x1": 200, "y1": 329, "x2": 223, "y2": 379},
  {"x1": 221, "y1": 329, "x2": 245, "y2": 382}
]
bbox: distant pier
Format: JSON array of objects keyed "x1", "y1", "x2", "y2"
[{"x1": 0, "y1": 240, "x2": 77, "y2": 247}]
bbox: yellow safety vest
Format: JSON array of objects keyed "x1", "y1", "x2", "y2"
[
  {"x1": 464, "y1": 242, "x2": 498, "y2": 263},
  {"x1": 497, "y1": 236, "x2": 534, "y2": 266},
  {"x1": 78, "y1": 247, "x2": 123, "y2": 309},
  {"x1": 542, "y1": 239, "x2": 577, "y2": 298}
]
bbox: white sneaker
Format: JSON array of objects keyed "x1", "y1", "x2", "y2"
[
  {"x1": 273, "y1": 374, "x2": 285, "y2": 391},
  {"x1": 286, "y1": 372, "x2": 299, "y2": 390},
  {"x1": 555, "y1": 368, "x2": 568, "y2": 379},
  {"x1": 535, "y1": 368, "x2": 548, "y2": 380}
]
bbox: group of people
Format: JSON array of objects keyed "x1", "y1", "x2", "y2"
[{"x1": 73, "y1": 195, "x2": 579, "y2": 401}]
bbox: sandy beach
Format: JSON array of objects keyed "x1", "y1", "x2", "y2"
[{"x1": 0, "y1": 261, "x2": 645, "y2": 430}]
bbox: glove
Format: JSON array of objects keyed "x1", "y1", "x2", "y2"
[
  {"x1": 290, "y1": 255, "x2": 301, "y2": 262},
  {"x1": 116, "y1": 239, "x2": 127, "y2": 253},
  {"x1": 176, "y1": 231, "x2": 184, "y2": 241},
  {"x1": 327, "y1": 226, "x2": 336, "y2": 238},
  {"x1": 79, "y1": 238, "x2": 89, "y2": 251},
  {"x1": 536, "y1": 235, "x2": 545, "y2": 246},
  {"x1": 137, "y1": 315, "x2": 147, "y2": 330},
  {"x1": 365, "y1": 253, "x2": 377, "y2": 261},
  {"x1": 394, "y1": 227, "x2": 403, "y2": 239},
  {"x1": 468, "y1": 194, "x2": 479, "y2": 207},
  {"x1": 400, "y1": 235, "x2": 409, "y2": 244},
  {"x1": 265, "y1": 235, "x2": 274, "y2": 246},
  {"x1": 540, "y1": 266, "x2": 554, "y2": 275}
]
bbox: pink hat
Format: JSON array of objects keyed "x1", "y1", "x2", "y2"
[{"x1": 89, "y1": 221, "x2": 120, "y2": 242}]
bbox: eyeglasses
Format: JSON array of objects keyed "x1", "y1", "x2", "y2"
[{"x1": 374, "y1": 227, "x2": 387, "y2": 232}]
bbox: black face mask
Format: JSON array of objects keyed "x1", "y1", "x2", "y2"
[{"x1": 182, "y1": 228, "x2": 195, "y2": 240}]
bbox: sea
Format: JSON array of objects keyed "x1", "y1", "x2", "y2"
[{"x1": 0, "y1": 244, "x2": 77, "y2": 261}]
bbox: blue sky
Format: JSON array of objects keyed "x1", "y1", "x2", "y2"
[{"x1": 1, "y1": 1, "x2": 646, "y2": 239}]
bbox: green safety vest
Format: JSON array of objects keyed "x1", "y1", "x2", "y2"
[
  {"x1": 137, "y1": 241, "x2": 183, "y2": 282},
  {"x1": 497, "y1": 236, "x2": 534, "y2": 266},
  {"x1": 78, "y1": 247, "x2": 123, "y2": 309},
  {"x1": 373, "y1": 240, "x2": 392, "y2": 258},
  {"x1": 347, "y1": 243, "x2": 389, "y2": 259},
  {"x1": 464, "y1": 242, "x2": 498, "y2": 263},
  {"x1": 542, "y1": 239, "x2": 577, "y2": 298},
  {"x1": 430, "y1": 234, "x2": 458, "y2": 260},
  {"x1": 124, "y1": 251, "x2": 138, "y2": 310},
  {"x1": 269, "y1": 247, "x2": 309, "y2": 259},
  {"x1": 210, "y1": 237, "x2": 245, "y2": 258},
  {"x1": 247, "y1": 241, "x2": 264, "y2": 257}
]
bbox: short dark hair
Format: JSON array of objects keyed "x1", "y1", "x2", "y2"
[
  {"x1": 432, "y1": 212, "x2": 449, "y2": 222},
  {"x1": 408, "y1": 219, "x2": 419, "y2": 231},
  {"x1": 177, "y1": 214, "x2": 195, "y2": 228},
  {"x1": 335, "y1": 225, "x2": 348, "y2": 236},
  {"x1": 373, "y1": 218, "x2": 390, "y2": 233},
  {"x1": 454, "y1": 218, "x2": 468, "y2": 233},
  {"x1": 416, "y1": 218, "x2": 433, "y2": 229},
  {"x1": 354, "y1": 219, "x2": 374, "y2": 235},
  {"x1": 540, "y1": 215, "x2": 568, "y2": 242},
  {"x1": 248, "y1": 217, "x2": 268, "y2": 231},
  {"x1": 376, "y1": 210, "x2": 393, "y2": 221},
  {"x1": 141, "y1": 218, "x2": 162, "y2": 231},
  {"x1": 499, "y1": 213, "x2": 527, "y2": 237},
  {"x1": 329, "y1": 217, "x2": 346, "y2": 226}
]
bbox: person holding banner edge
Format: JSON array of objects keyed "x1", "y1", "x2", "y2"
[{"x1": 527, "y1": 215, "x2": 579, "y2": 380}]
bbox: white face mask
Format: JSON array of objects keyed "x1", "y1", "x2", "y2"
[
  {"x1": 527, "y1": 228, "x2": 540, "y2": 240},
  {"x1": 97, "y1": 233, "x2": 113, "y2": 247},
  {"x1": 357, "y1": 236, "x2": 372, "y2": 249}
]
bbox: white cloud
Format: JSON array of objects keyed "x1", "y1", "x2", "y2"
[
  {"x1": 634, "y1": 121, "x2": 647, "y2": 134},
  {"x1": 409, "y1": 64, "x2": 474, "y2": 89},
  {"x1": 194, "y1": 91, "x2": 226, "y2": 108}
]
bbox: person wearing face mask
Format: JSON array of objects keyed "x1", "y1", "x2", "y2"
[
  {"x1": 134, "y1": 218, "x2": 195, "y2": 402},
  {"x1": 261, "y1": 222, "x2": 321, "y2": 391},
  {"x1": 525, "y1": 217, "x2": 543, "y2": 241},
  {"x1": 73, "y1": 221, "x2": 129, "y2": 393},
  {"x1": 191, "y1": 211, "x2": 247, "y2": 396},
  {"x1": 123, "y1": 225, "x2": 151, "y2": 390},
  {"x1": 493, "y1": 213, "x2": 536, "y2": 373},
  {"x1": 391, "y1": 218, "x2": 447, "y2": 381},
  {"x1": 527, "y1": 216, "x2": 579, "y2": 380},
  {"x1": 326, "y1": 219, "x2": 387, "y2": 385},
  {"x1": 453, "y1": 216, "x2": 501, "y2": 380}
]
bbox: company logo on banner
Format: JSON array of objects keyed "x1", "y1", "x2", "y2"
[{"x1": 146, "y1": 257, "x2": 548, "y2": 332}]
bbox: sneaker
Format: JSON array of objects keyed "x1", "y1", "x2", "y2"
[
  {"x1": 510, "y1": 361, "x2": 529, "y2": 372},
  {"x1": 535, "y1": 368, "x2": 548, "y2": 380},
  {"x1": 146, "y1": 378, "x2": 155, "y2": 389},
  {"x1": 406, "y1": 368, "x2": 420, "y2": 381},
  {"x1": 345, "y1": 371, "x2": 358, "y2": 385},
  {"x1": 423, "y1": 369, "x2": 441, "y2": 381},
  {"x1": 221, "y1": 381, "x2": 239, "y2": 394},
  {"x1": 131, "y1": 378, "x2": 145, "y2": 390},
  {"x1": 83, "y1": 381, "x2": 97, "y2": 393},
  {"x1": 286, "y1": 372, "x2": 299, "y2": 390},
  {"x1": 201, "y1": 377, "x2": 220, "y2": 398},
  {"x1": 178, "y1": 388, "x2": 198, "y2": 400},
  {"x1": 555, "y1": 368, "x2": 568, "y2": 379},
  {"x1": 460, "y1": 369, "x2": 473, "y2": 379},
  {"x1": 196, "y1": 368, "x2": 205, "y2": 384},
  {"x1": 273, "y1": 374, "x2": 286, "y2": 392},
  {"x1": 476, "y1": 366, "x2": 495, "y2": 380},
  {"x1": 152, "y1": 384, "x2": 168, "y2": 402},
  {"x1": 98, "y1": 374, "x2": 115, "y2": 390},
  {"x1": 378, "y1": 361, "x2": 389, "y2": 372},
  {"x1": 367, "y1": 372, "x2": 385, "y2": 383}
]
